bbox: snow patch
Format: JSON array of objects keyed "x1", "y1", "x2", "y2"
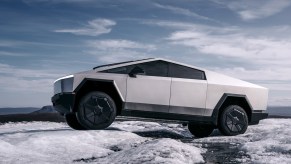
[
  {"x1": 112, "y1": 121, "x2": 192, "y2": 138},
  {"x1": 2, "y1": 119, "x2": 291, "y2": 163},
  {"x1": 241, "y1": 119, "x2": 291, "y2": 163},
  {"x1": 0, "y1": 122, "x2": 146, "y2": 163},
  {"x1": 96, "y1": 138, "x2": 204, "y2": 164},
  {"x1": 0, "y1": 121, "x2": 203, "y2": 164},
  {"x1": 195, "y1": 119, "x2": 291, "y2": 163}
]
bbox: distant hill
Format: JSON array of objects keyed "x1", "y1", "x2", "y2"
[
  {"x1": 0, "y1": 107, "x2": 39, "y2": 115},
  {"x1": 0, "y1": 113, "x2": 65, "y2": 123},
  {"x1": 0, "y1": 105, "x2": 65, "y2": 123},
  {"x1": 32, "y1": 105, "x2": 57, "y2": 114}
]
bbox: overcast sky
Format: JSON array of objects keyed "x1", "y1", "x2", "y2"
[{"x1": 0, "y1": 0, "x2": 291, "y2": 107}]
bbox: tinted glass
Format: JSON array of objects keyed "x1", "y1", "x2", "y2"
[
  {"x1": 101, "y1": 60, "x2": 168, "y2": 77},
  {"x1": 135, "y1": 61, "x2": 168, "y2": 77},
  {"x1": 102, "y1": 66, "x2": 129, "y2": 74},
  {"x1": 169, "y1": 63, "x2": 205, "y2": 80}
]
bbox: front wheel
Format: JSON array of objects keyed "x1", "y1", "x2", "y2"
[
  {"x1": 76, "y1": 91, "x2": 116, "y2": 130},
  {"x1": 65, "y1": 113, "x2": 86, "y2": 130},
  {"x1": 218, "y1": 105, "x2": 248, "y2": 136},
  {"x1": 188, "y1": 123, "x2": 214, "y2": 138}
]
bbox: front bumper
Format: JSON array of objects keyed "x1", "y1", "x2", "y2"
[
  {"x1": 51, "y1": 92, "x2": 75, "y2": 114},
  {"x1": 249, "y1": 111, "x2": 268, "y2": 125}
]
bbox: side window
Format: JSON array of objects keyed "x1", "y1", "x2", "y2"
[
  {"x1": 102, "y1": 65, "x2": 132, "y2": 74},
  {"x1": 169, "y1": 63, "x2": 205, "y2": 80},
  {"x1": 134, "y1": 60, "x2": 168, "y2": 77}
]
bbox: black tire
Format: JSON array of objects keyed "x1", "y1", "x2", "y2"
[
  {"x1": 65, "y1": 113, "x2": 87, "y2": 130},
  {"x1": 218, "y1": 105, "x2": 248, "y2": 136},
  {"x1": 76, "y1": 91, "x2": 116, "y2": 130},
  {"x1": 188, "y1": 123, "x2": 214, "y2": 138}
]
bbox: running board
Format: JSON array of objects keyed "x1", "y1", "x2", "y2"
[{"x1": 115, "y1": 116, "x2": 188, "y2": 125}]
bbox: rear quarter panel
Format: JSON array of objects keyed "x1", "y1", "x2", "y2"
[{"x1": 205, "y1": 71, "x2": 268, "y2": 116}]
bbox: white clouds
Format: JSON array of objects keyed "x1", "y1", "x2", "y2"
[
  {"x1": 212, "y1": 67, "x2": 291, "y2": 81},
  {"x1": 0, "y1": 51, "x2": 29, "y2": 57},
  {"x1": 168, "y1": 30, "x2": 291, "y2": 65},
  {"x1": 165, "y1": 24, "x2": 291, "y2": 68},
  {"x1": 154, "y1": 3, "x2": 214, "y2": 22},
  {"x1": 142, "y1": 20, "x2": 197, "y2": 30},
  {"x1": 214, "y1": 0, "x2": 291, "y2": 21},
  {"x1": 0, "y1": 63, "x2": 64, "y2": 92},
  {"x1": 0, "y1": 63, "x2": 63, "y2": 78},
  {"x1": 87, "y1": 39, "x2": 156, "y2": 51},
  {"x1": 144, "y1": 19, "x2": 291, "y2": 105},
  {"x1": 85, "y1": 39, "x2": 155, "y2": 63},
  {"x1": 142, "y1": 20, "x2": 236, "y2": 32},
  {"x1": 54, "y1": 19, "x2": 116, "y2": 36}
]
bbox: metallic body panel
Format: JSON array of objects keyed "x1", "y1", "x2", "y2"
[
  {"x1": 204, "y1": 70, "x2": 268, "y2": 116},
  {"x1": 52, "y1": 58, "x2": 269, "y2": 125},
  {"x1": 169, "y1": 78, "x2": 207, "y2": 115},
  {"x1": 121, "y1": 109, "x2": 213, "y2": 123},
  {"x1": 124, "y1": 102, "x2": 169, "y2": 113},
  {"x1": 169, "y1": 106, "x2": 206, "y2": 116},
  {"x1": 126, "y1": 75, "x2": 171, "y2": 110}
]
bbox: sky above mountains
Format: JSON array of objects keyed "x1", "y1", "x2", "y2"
[{"x1": 0, "y1": 0, "x2": 291, "y2": 107}]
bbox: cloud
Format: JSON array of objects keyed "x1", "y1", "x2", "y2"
[
  {"x1": 0, "y1": 63, "x2": 64, "y2": 92},
  {"x1": 166, "y1": 28, "x2": 291, "y2": 105},
  {"x1": 54, "y1": 19, "x2": 116, "y2": 36},
  {"x1": 212, "y1": 67, "x2": 291, "y2": 81},
  {"x1": 144, "y1": 19, "x2": 291, "y2": 70},
  {"x1": 87, "y1": 50, "x2": 150, "y2": 63},
  {"x1": 0, "y1": 63, "x2": 64, "y2": 78},
  {"x1": 0, "y1": 39, "x2": 78, "y2": 48},
  {"x1": 0, "y1": 51, "x2": 30, "y2": 57},
  {"x1": 213, "y1": 0, "x2": 291, "y2": 21},
  {"x1": 154, "y1": 3, "x2": 216, "y2": 22},
  {"x1": 142, "y1": 19, "x2": 291, "y2": 105},
  {"x1": 167, "y1": 30, "x2": 291, "y2": 64},
  {"x1": 85, "y1": 39, "x2": 155, "y2": 63},
  {"x1": 161, "y1": 21, "x2": 291, "y2": 69},
  {"x1": 87, "y1": 39, "x2": 156, "y2": 51},
  {"x1": 141, "y1": 19, "x2": 234, "y2": 32}
]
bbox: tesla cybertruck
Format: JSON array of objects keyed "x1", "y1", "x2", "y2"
[{"x1": 52, "y1": 58, "x2": 268, "y2": 137}]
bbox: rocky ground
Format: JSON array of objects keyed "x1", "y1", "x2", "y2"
[{"x1": 0, "y1": 119, "x2": 290, "y2": 163}]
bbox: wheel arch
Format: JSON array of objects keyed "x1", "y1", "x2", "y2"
[
  {"x1": 211, "y1": 93, "x2": 253, "y2": 126},
  {"x1": 73, "y1": 78, "x2": 124, "y2": 115}
]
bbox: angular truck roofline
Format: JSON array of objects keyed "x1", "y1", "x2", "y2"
[{"x1": 94, "y1": 58, "x2": 207, "y2": 73}]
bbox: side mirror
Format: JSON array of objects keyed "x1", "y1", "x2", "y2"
[{"x1": 129, "y1": 66, "x2": 145, "y2": 77}]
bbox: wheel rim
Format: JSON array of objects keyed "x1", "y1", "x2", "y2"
[
  {"x1": 82, "y1": 95, "x2": 113, "y2": 125},
  {"x1": 225, "y1": 107, "x2": 247, "y2": 132}
]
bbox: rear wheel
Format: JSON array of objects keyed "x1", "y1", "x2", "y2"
[
  {"x1": 188, "y1": 123, "x2": 214, "y2": 138},
  {"x1": 65, "y1": 113, "x2": 86, "y2": 130},
  {"x1": 76, "y1": 91, "x2": 116, "y2": 130},
  {"x1": 218, "y1": 105, "x2": 248, "y2": 136}
]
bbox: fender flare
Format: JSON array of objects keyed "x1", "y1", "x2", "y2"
[
  {"x1": 73, "y1": 78, "x2": 124, "y2": 113},
  {"x1": 211, "y1": 93, "x2": 253, "y2": 126}
]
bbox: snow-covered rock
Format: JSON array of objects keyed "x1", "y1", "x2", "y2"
[
  {"x1": 241, "y1": 119, "x2": 291, "y2": 163},
  {"x1": 1, "y1": 119, "x2": 291, "y2": 163},
  {"x1": 0, "y1": 121, "x2": 204, "y2": 164},
  {"x1": 96, "y1": 138, "x2": 204, "y2": 164},
  {"x1": 195, "y1": 119, "x2": 291, "y2": 164}
]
